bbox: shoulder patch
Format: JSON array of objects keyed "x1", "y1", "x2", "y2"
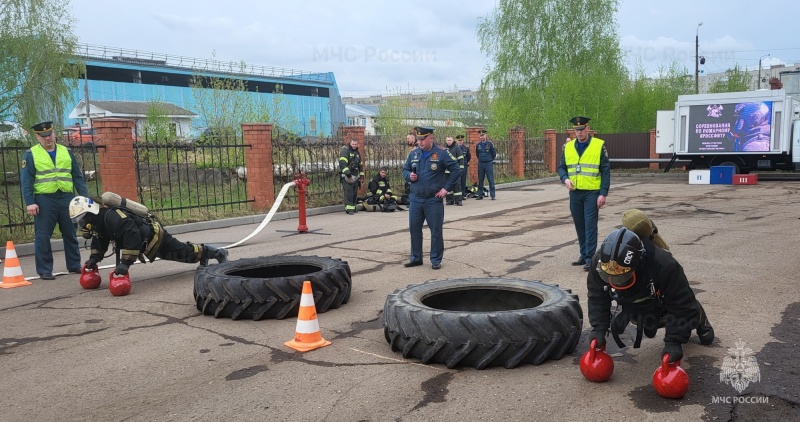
[
  {"x1": 21, "y1": 159, "x2": 26, "y2": 169},
  {"x1": 115, "y1": 209, "x2": 127, "y2": 218}
]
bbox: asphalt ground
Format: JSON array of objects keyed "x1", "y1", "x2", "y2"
[{"x1": 1, "y1": 174, "x2": 799, "y2": 422}]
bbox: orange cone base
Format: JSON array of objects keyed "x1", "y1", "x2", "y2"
[
  {"x1": 284, "y1": 337, "x2": 331, "y2": 352},
  {"x1": 0, "y1": 279, "x2": 32, "y2": 289}
]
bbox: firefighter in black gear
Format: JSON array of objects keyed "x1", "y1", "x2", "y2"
[
  {"x1": 339, "y1": 138, "x2": 364, "y2": 215},
  {"x1": 367, "y1": 166, "x2": 399, "y2": 211},
  {"x1": 456, "y1": 135, "x2": 470, "y2": 198},
  {"x1": 587, "y1": 228, "x2": 714, "y2": 363},
  {"x1": 69, "y1": 196, "x2": 228, "y2": 276},
  {"x1": 444, "y1": 136, "x2": 464, "y2": 205}
]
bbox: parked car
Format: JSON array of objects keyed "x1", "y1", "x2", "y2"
[
  {"x1": 63, "y1": 126, "x2": 98, "y2": 147},
  {"x1": 0, "y1": 121, "x2": 29, "y2": 146}
]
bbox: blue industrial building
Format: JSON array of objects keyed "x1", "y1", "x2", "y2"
[{"x1": 67, "y1": 44, "x2": 346, "y2": 137}]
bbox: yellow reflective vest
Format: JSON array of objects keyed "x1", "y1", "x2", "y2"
[
  {"x1": 564, "y1": 137, "x2": 604, "y2": 190},
  {"x1": 31, "y1": 144, "x2": 74, "y2": 194}
]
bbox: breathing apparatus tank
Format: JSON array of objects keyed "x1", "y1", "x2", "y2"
[{"x1": 101, "y1": 192, "x2": 150, "y2": 218}]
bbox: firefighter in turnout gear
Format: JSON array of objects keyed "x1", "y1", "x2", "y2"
[
  {"x1": 339, "y1": 138, "x2": 364, "y2": 215},
  {"x1": 444, "y1": 136, "x2": 464, "y2": 205},
  {"x1": 69, "y1": 196, "x2": 228, "y2": 277},
  {"x1": 366, "y1": 167, "x2": 400, "y2": 211},
  {"x1": 587, "y1": 228, "x2": 714, "y2": 364},
  {"x1": 456, "y1": 135, "x2": 470, "y2": 198}
]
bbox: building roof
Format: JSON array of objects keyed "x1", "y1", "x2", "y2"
[
  {"x1": 88, "y1": 100, "x2": 197, "y2": 116},
  {"x1": 69, "y1": 100, "x2": 198, "y2": 120}
]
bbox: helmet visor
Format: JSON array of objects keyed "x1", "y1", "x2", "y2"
[{"x1": 597, "y1": 260, "x2": 636, "y2": 290}]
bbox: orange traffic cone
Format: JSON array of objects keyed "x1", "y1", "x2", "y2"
[
  {"x1": 1, "y1": 241, "x2": 32, "y2": 289},
  {"x1": 284, "y1": 281, "x2": 331, "y2": 352}
]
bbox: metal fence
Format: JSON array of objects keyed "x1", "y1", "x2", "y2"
[
  {"x1": 1, "y1": 139, "x2": 103, "y2": 241},
  {"x1": 134, "y1": 138, "x2": 251, "y2": 222}
]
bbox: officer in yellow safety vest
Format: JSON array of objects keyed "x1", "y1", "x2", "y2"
[
  {"x1": 556, "y1": 116, "x2": 611, "y2": 271},
  {"x1": 20, "y1": 121, "x2": 89, "y2": 280}
]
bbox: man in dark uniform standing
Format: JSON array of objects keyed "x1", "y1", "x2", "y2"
[
  {"x1": 444, "y1": 136, "x2": 464, "y2": 206},
  {"x1": 338, "y1": 137, "x2": 364, "y2": 215},
  {"x1": 474, "y1": 129, "x2": 497, "y2": 200},
  {"x1": 20, "y1": 121, "x2": 89, "y2": 280},
  {"x1": 402, "y1": 127, "x2": 460, "y2": 270},
  {"x1": 456, "y1": 134, "x2": 470, "y2": 198},
  {"x1": 557, "y1": 116, "x2": 610, "y2": 271},
  {"x1": 69, "y1": 196, "x2": 228, "y2": 276},
  {"x1": 587, "y1": 228, "x2": 714, "y2": 363}
]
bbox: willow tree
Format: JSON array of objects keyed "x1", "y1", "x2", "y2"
[
  {"x1": 0, "y1": 0, "x2": 83, "y2": 128},
  {"x1": 616, "y1": 60, "x2": 694, "y2": 132},
  {"x1": 478, "y1": 0, "x2": 628, "y2": 133}
]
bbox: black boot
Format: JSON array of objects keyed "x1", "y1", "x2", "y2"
[
  {"x1": 200, "y1": 245, "x2": 229, "y2": 267},
  {"x1": 695, "y1": 302, "x2": 715, "y2": 345}
]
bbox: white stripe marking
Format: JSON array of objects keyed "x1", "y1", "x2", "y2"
[
  {"x1": 295, "y1": 318, "x2": 320, "y2": 334},
  {"x1": 300, "y1": 293, "x2": 315, "y2": 307}
]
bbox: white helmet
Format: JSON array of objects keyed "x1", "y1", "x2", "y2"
[{"x1": 69, "y1": 196, "x2": 100, "y2": 223}]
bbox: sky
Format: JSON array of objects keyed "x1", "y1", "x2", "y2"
[{"x1": 68, "y1": 0, "x2": 799, "y2": 98}]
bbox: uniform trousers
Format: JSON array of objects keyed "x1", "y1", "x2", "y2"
[
  {"x1": 33, "y1": 191, "x2": 81, "y2": 275},
  {"x1": 569, "y1": 189, "x2": 600, "y2": 265},
  {"x1": 408, "y1": 196, "x2": 445, "y2": 265},
  {"x1": 477, "y1": 162, "x2": 495, "y2": 199}
]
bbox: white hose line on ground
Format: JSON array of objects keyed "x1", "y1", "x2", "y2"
[
  {"x1": 222, "y1": 180, "x2": 296, "y2": 249},
  {"x1": 23, "y1": 181, "x2": 297, "y2": 281}
]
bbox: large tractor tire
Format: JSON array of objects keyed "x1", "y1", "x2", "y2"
[
  {"x1": 383, "y1": 278, "x2": 583, "y2": 369},
  {"x1": 194, "y1": 255, "x2": 351, "y2": 320}
]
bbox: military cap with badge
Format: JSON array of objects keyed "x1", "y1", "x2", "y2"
[
  {"x1": 31, "y1": 121, "x2": 54, "y2": 137},
  {"x1": 414, "y1": 126, "x2": 435, "y2": 140},
  {"x1": 570, "y1": 116, "x2": 591, "y2": 130}
]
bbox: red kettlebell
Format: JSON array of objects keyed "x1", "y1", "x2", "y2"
[
  {"x1": 580, "y1": 338, "x2": 614, "y2": 382},
  {"x1": 108, "y1": 271, "x2": 131, "y2": 297},
  {"x1": 79, "y1": 264, "x2": 102, "y2": 289},
  {"x1": 653, "y1": 354, "x2": 689, "y2": 399}
]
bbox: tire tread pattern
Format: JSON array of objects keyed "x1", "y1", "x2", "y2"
[
  {"x1": 194, "y1": 255, "x2": 351, "y2": 320},
  {"x1": 383, "y1": 277, "x2": 583, "y2": 369}
]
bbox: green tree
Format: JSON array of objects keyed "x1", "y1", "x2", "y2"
[
  {"x1": 143, "y1": 98, "x2": 174, "y2": 141},
  {"x1": 0, "y1": 0, "x2": 83, "y2": 128},
  {"x1": 616, "y1": 60, "x2": 694, "y2": 132},
  {"x1": 477, "y1": 0, "x2": 627, "y2": 133},
  {"x1": 708, "y1": 65, "x2": 753, "y2": 93}
]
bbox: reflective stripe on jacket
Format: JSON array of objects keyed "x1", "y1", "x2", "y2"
[
  {"x1": 31, "y1": 144, "x2": 74, "y2": 194},
  {"x1": 564, "y1": 137, "x2": 604, "y2": 190}
]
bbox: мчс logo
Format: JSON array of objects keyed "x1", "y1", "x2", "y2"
[{"x1": 719, "y1": 340, "x2": 761, "y2": 393}]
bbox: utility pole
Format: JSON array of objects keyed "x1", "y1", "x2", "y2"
[
  {"x1": 84, "y1": 72, "x2": 92, "y2": 127},
  {"x1": 758, "y1": 54, "x2": 770, "y2": 89},
  {"x1": 695, "y1": 22, "x2": 703, "y2": 94}
]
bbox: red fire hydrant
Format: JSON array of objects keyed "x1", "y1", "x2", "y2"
[{"x1": 293, "y1": 171, "x2": 311, "y2": 233}]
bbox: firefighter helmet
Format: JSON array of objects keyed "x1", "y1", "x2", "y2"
[
  {"x1": 69, "y1": 196, "x2": 100, "y2": 224},
  {"x1": 597, "y1": 228, "x2": 644, "y2": 290}
]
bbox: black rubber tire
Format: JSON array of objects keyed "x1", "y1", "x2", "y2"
[
  {"x1": 383, "y1": 278, "x2": 583, "y2": 369},
  {"x1": 194, "y1": 255, "x2": 351, "y2": 320}
]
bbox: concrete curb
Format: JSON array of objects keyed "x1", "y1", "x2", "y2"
[{"x1": 1, "y1": 173, "x2": 679, "y2": 258}]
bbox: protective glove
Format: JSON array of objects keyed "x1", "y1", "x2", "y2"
[
  {"x1": 662, "y1": 341, "x2": 683, "y2": 363},
  {"x1": 588, "y1": 330, "x2": 607, "y2": 348},
  {"x1": 114, "y1": 261, "x2": 130, "y2": 276},
  {"x1": 84, "y1": 257, "x2": 99, "y2": 271}
]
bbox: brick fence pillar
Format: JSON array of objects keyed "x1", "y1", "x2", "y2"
[
  {"x1": 543, "y1": 129, "x2": 557, "y2": 173},
  {"x1": 509, "y1": 126, "x2": 525, "y2": 178},
  {"x1": 341, "y1": 126, "x2": 366, "y2": 195},
  {"x1": 93, "y1": 118, "x2": 138, "y2": 201},
  {"x1": 466, "y1": 126, "x2": 483, "y2": 186},
  {"x1": 649, "y1": 129, "x2": 659, "y2": 170},
  {"x1": 242, "y1": 123, "x2": 274, "y2": 212}
]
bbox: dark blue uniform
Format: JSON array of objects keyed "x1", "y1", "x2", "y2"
[
  {"x1": 475, "y1": 139, "x2": 497, "y2": 199},
  {"x1": 21, "y1": 147, "x2": 88, "y2": 276},
  {"x1": 402, "y1": 145, "x2": 460, "y2": 267}
]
